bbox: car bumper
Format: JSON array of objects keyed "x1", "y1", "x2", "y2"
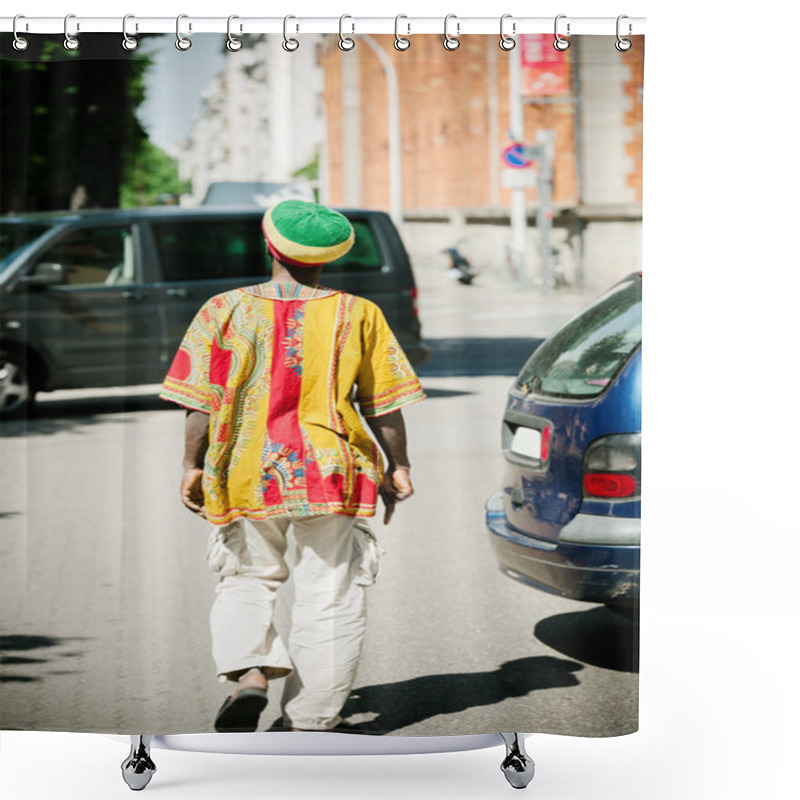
[{"x1": 485, "y1": 492, "x2": 640, "y2": 605}]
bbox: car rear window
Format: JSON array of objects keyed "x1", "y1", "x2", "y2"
[{"x1": 516, "y1": 275, "x2": 641, "y2": 399}]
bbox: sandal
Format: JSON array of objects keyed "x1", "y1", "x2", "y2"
[{"x1": 214, "y1": 687, "x2": 268, "y2": 732}]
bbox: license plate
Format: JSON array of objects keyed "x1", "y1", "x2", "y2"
[{"x1": 510, "y1": 427, "x2": 542, "y2": 460}]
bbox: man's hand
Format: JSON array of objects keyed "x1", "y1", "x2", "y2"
[
  {"x1": 379, "y1": 467, "x2": 413, "y2": 524},
  {"x1": 180, "y1": 467, "x2": 207, "y2": 518},
  {"x1": 181, "y1": 409, "x2": 210, "y2": 518},
  {"x1": 364, "y1": 410, "x2": 414, "y2": 524}
]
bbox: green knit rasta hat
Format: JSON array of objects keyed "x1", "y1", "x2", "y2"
[{"x1": 262, "y1": 200, "x2": 355, "y2": 267}]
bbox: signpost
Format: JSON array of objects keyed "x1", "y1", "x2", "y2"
[
  {"x1": 507, "y1": 43, "x2": 527, "y2": 286},
  {"x1": 506, "y1": 42, "x2": 556, "y2": 293},
  {"x1": 501, "y1": 134, "x2": 555, "y2": 291},
  {"x1": 534, "y1": 130, "x2": 555, "y2": 293}
]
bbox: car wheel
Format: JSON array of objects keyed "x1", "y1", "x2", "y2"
[{"x1": 0, "y1": 350, "x2": 35, "y2": 418}]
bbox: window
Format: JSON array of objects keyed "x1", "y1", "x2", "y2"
[
  {"x1": 516, "y1": 276, "x2": 641, "y2": 399},
  {"x1": 0, "y1": 222, "x2": 55, "y2": 270},
  {"x1": 34, "y1": 226, "x2": 136, "y2": 287},
  {"x1": 152, "y1": 219, "x2": 270, "y2": 282},
  {"x1": 324, "y1": 219, "x2": 385, "y2": 274}
]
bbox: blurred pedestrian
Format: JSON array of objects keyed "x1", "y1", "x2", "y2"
[{"x1": 160, "y1": 200, "x2": 424, "y2": 732}]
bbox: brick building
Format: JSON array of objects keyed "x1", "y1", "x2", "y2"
[{"x1": 319, "y1": 34, "x2": 644, "y2": 289}]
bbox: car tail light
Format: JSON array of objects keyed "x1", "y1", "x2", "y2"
[
  {"x1": 583, "y1": 473, "x2": 637, "y2": 498},
  {"x1": 410, "y1": 287, "x2": 419, "y2": 317},
  {"x1": 582, "y1": 433, "x2": 640, "y2": 499},
  {"x1": 541, "y1": 425, "x2": 551, "y2": 462}
]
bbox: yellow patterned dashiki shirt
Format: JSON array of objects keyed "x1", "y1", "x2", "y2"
[{"x1": 159, "y1": 283, "x2": 425, "y2": 525}]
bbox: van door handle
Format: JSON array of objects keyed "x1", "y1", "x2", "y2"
[
  {"x1": 165, "y1": 287, "x2": 188, "y2": 298},
  {"x1": 121, "y1": 290, "x2": 145, "y2": 301}
]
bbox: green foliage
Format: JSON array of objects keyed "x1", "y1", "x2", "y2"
[
  {"x1": 292, "y1": 151, "x2": 319, "y2": 182},
  {"x1": 120, "y1": 140, "x2": 192, "y2": 207},
  {"x1": 0, "y1": 34, "x2": 157, "y2": 212}
]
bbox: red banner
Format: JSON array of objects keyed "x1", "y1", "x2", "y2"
[{"x1": 520, "y1": 34, "x2": 570, "y2": 97}]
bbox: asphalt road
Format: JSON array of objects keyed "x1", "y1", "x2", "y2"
[{"x1": 0, "y1": 270, "x2": 638, "y2": 737}]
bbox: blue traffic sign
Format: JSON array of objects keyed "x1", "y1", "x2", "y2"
[{"x1": 502, "y1": 143, "x2": 533, "y2": 169}]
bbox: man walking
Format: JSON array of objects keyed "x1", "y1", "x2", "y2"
[{"x1": 160, "y1": 200, "x2": 424, "y2": 732}]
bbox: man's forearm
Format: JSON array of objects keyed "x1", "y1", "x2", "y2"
[
  {"x1": 364, "y1": 409, "x2": 410, "y2": 470},
  {"x1": 183, "y1": 409, "x2": 210, "y2": 469}
]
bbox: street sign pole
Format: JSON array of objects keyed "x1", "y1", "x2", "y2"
[
  {"x1": 509, "y1": 42, "x2": 527, "y2": 286},
  {"x1": 536, "y1": 129, "x2": 555, "y2": 295}
]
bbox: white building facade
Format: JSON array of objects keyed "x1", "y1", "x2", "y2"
[{"x1": 177, "y1": 35, "x2": 325, "y2": 206}]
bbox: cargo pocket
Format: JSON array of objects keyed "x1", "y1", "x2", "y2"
[
  {"x1": 350, "y1": 519, "x2": 385, "y2": 587},
  {"x1": 205, "y1": 523, "x2": 242, "y2": 576}
]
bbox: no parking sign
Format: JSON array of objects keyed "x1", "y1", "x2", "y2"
[{"x1": 502, "y1": 143, "x2": 533, "y2": 169}]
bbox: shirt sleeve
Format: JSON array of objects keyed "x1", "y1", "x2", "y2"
[
  {"x1": 159, "y1": 301, "x2": 218, "y2": 413},
  {"x1": 356, "y1": 302, "x2": 426, "y2": 418}
]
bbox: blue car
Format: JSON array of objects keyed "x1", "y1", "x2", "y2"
[{"x1": 485, "y1": 272, "x2": 642, "y2": 613}]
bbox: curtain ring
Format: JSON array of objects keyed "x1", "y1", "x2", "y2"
[
  {"x1": 443, "y1": 14, "x2": 460, "y2": 51},
  {"x1": 283, "y1": 15, "x2": 299, "y2": 52},
  {"x1": 227, "y1": 15, "x2": 243, "y2": 51},
  {"x1": 64, "y1": 13, "x2": 80, "y2": 51},
  {"x1": 176, "y1": 14, "x2": 192, "y2": 50},
  {"x1": 554, "y1": 14, "x2": 570, "y2": 51},
  {"x1": 122, "y1": 15, "x2": 138, "y2": 51},
  {"x1": 394, "y1": 15, "x2": 410, "y2": 51},
  {"x1": 338, "y1": 14, "x2": 355, "y2": 51},
  {"x1": 499, "y1": 14, "x2": 515, "y2": 51},
  {"x1": 615, "y1": 15, "x2": 632, "y2": 51},
  {"x1": 12, "y1": 15, "x2": 29, "y2": 51}
]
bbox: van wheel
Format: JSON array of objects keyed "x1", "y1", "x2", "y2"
[{"x1": 0, "y1": 350, "x2": 35, "y2": 418}]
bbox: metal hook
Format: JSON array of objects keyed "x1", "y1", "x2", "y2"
[
  {"x1": 443, "y1": 14, "x2": 460, "y2": 51},
  {"x1": 227, "y1": 15, "x2": 243, "y2": 51},
  {"x1": 499, "y1": 14, "x2": 516, "y2": 51},
  {"x1": 394, "y1": 15, "x2": 411, "y2": 51},
  {"x1": 554, "y1": 14, "x2": 570, "y2": 51},
  {"x1": 282, "y1": 15, "x2": 299, "y2": 52},
  {"x1": 338, "y1": 14, "x2": 355, "y2": 51},
  {"x1": 122, "y1": 15, "x2": 138, "y2": 51},
  {"x1": 63, "y1": 13, "x2": 80, "y2": 51},
  {"x1": 615, "y1": 15, "x2": 632, "y2": 52},
  {"x1": 12, "y1": 15, "x2": 29, "y2": 51},
  {"x1": 176, "y1": 14, "x2": 192, "y2": 50}
]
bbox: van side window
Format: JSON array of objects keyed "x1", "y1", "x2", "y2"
[
  {"x1": 152, "y1": 220, "x2": 270, "y2": 282},
  {"x1": 325, "y1": 219, "x2": 386, "y2": 274},
  {"x1": 34, "y1": 226, "x2": 136, "y2": 287}
]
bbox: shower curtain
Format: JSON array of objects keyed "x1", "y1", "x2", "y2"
[{"x1": 0, "y1": 25, "x2": 643, "y2": 741}]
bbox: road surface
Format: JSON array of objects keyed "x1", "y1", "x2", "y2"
[{"x1": 0, "y1": 271, "x2": 637, "y2": 737}]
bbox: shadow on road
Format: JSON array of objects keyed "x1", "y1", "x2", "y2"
[
  {"x1": 534, "y1": 606, "x2": 640, "y2": 673},
  {"x1": 419, "y1": 387, "x2": 474, "y2": 400},
  {"x1": 329, "y1": 656, "x2": 582, "y2": 734},
  {"x1": 417, "y1": 337, "x2": 544, "y2": 378},
  {"x1": 0, "y1": 394, "x2": 172, "y2": 437},
  {"x1": 0, "y1": 634, "x2": 89, "y2": 684}
]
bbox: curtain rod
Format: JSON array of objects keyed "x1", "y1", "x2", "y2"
[{"x1": 1, "y1": 16, "x2": 646, "y2": 37}]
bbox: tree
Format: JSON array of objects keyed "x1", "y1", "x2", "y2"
[
  {"x1": 120, "y1": 140, "x2": 191, "y2": 207},
  {"x1": 0, "y1": 34, "x2": 152, "y2": 212}
]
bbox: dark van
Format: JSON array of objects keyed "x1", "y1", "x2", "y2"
[{"x1": 0, "y1": 206, "x2": 429, "y2": 417}]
